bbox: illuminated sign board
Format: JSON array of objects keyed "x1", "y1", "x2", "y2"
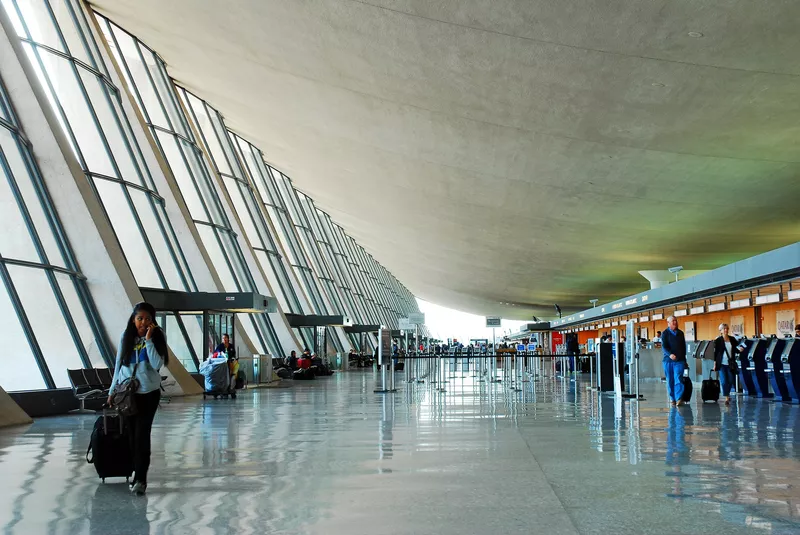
[
  {"x1": 730, "y1": 298, "x2": 751, "y2": 309},
  {"x1": 754, "y1": 293, "x2": 781, "y2": 305}
]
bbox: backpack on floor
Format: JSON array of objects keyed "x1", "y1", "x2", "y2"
[
  {"x1": 276, "y1": 367, "x2": 292, "y2": 379},
  {"x1": 293, "y1": 368, "x2": 315, "y2": 380},
  {"x1": 86, "y1": 409, "x2": 133, "y2": 483},
  {"x1": 701, "y1": 371, "x2": 720, "y2": 402}
]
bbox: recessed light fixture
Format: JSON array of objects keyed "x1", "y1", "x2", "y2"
[
  {"x1": 688, "y1": 31, "x2": 704, "y2": 38},
  {"x1": 651, "y1": 82, "x2": 665, "y2": 87}
]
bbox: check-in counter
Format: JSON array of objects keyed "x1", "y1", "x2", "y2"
[{"x1": 637, "y1": 345, "x2": 664, "y2": 380}]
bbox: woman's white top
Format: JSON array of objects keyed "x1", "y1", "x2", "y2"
[{"x1": 722, "y1": 340, "x2": 732, "y2": 366}]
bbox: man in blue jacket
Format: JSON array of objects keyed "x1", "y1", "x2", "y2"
[{"x1": 661, "y1": 316, "x2": 687, "y2": 406}]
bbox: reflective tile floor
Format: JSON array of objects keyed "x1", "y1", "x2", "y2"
[{"x1": 1, "y1": 368, "x2": 800, "y2": 534}]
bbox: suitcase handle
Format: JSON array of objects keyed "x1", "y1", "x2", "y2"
[{"x1": 86, "y1": 443, "x2": 94, "y2": 464}]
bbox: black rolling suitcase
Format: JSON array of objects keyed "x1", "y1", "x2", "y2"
[
  {"x1": 680, "y1": 373, "x2": 693, "y2": 403},
  {"x1": 86, "y1": 409, "x2": 133, "y2": 483},
  {"x1": 701, "y1": 371, "x2": 720, "y2": 402}
]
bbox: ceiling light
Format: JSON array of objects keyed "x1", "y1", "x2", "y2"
[
  {"x1": 688, "y1": 31, "x2": 704, "y2": 38},
  {"x1": 651, "y1": 82, "x2": 665, "y2": 87}
]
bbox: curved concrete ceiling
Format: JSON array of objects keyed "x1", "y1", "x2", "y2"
[{"x1": 91, "y1": 0, "x2": 800, "y2": 319}]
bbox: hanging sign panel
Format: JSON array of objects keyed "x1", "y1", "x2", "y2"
[
  {"x1": 777, "y1": 310, "x2": 796, "y2": 337},
  {"x1": 730, "y1": 315, "x2": 745, "y2": 337},
  {"x1": 408, "y1": 312, "x2": 425, "y2": 325}
]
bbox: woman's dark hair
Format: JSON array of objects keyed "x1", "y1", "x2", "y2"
[{"x1": 120, "y1": 302, "x2": 169, "y2": 366}]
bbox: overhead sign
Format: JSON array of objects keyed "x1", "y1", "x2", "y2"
[
  {"x1": 398, "y1": 317, "x2": 411, "y2": 330},
  {"x1": 408, "y1": 312, "x2": 425, "y2": 325},
  {"x1": 485, "y1": 316, "x2": 501, "y2": 328}
]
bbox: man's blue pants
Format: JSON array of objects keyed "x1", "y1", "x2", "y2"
[{"x1": 663, "y1": 359, "x2": 686, "y2": 402}]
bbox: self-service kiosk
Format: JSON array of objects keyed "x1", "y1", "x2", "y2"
[
  {"x1": 686, "y1": 341, "x2": 704, "y2": 383},
  {"x1": 765, "y1": 338, "x2": 789, "y2": 402},
  {"x1": 737, "y1": 339, "x2": 757, "y2": 395},
  {"x1": 776, "y1": 337, "x2": 800, "y2": 404},
  {"x1": 744, "y1": 338, "x2": 772, "y2": 398}
]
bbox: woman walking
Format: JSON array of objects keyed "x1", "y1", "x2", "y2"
[
  {"x1": 108, "y1": 302, "x2": 168, "y2": 495},
  {"x1": 713, "y1": 323, "x2": 739, "y2": 406}
]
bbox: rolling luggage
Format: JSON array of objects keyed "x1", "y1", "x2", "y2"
[
  {"x1": 86, "y1": 409, "x2": 133, "y2": 483},
  {"x1": 701, "y1": 371, "x2": 721, "y2": 402},
  {"x1": 680, "y1": 373, "x2": 693, "y2": 403}
]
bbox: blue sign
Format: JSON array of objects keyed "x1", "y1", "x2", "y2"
[
  {"x1": 516, "y1": 344, "x2": 526, "y2": 352},
  {"x1": 527, "y1": 344, "x2": 536, "y2": 352}
]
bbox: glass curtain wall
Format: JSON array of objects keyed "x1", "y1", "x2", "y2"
[
  {"x1": 343, "y1": 234, "x2": 384, "y2": 325},
  {"x1": 366, "y1": 252, "x2": 399, "y2": 326},
  {"x1": 174, "y1": 88, "x2": 288, "y2": 358},
  {"x1": 0, "y1": 71, "x2": 113, "y2": 390},
  {"x1": 315, "y1": 210, "x2": 368, "y2": 324},
  {"x1": 1, "y1": 0, "x2": 196, "y2": 293},
  {"x1": 96, "y1": 19, "x2": 272, "y2": 367},
  {"x1": 332, "y1": 223, "x2": 378, "y2": 325},
  {"x1": 228, "y1": 132, "x2": 307, "y2": 317},
  {"x1": 299, "y1": 196, "x2": 361, "y2": 348},
  {"x1": 270, "y1": 168, "x2": 349, "y2": 352}
]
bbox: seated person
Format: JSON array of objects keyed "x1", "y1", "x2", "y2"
[
  {"x1": 284, "y1": 350, "x2": 298, "y2": 370},
  {"x1": 297, "y1": 352, "x2": 312, "y2": 370}
]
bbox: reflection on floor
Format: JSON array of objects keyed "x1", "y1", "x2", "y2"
[{"x1": 0, "y1": 366, "x2": 799, "y2": 534}]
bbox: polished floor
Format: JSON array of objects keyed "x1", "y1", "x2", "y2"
[{"x1": 1, "y1": 366, "x2": 800, "y2": 534}]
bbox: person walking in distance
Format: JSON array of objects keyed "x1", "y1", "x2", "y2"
[
  {"x1": 713, "y1": 323, "x2": 739, "y2": 406},
  {"x1": 108, "y1": 302, "x2": 168, "y2": 495},
  {"x1": 661, "y1": 316, "x2": 687, "y2": 406}
]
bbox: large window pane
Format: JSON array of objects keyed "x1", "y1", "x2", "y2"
[
  {"x1": 54, "y1": 272, "x2": 104, "y2": 368},
  {"x1": 165, "y1": 315, "x2": 196, "y2": 373},
  {"x1": 0, "y1": 128, "x2": 65, "y2": 266},
  {"x1": 128, "y1": 189, "x2": 182, "y2": 289},
  {"x1": 155, "y1": 131, "x2": 206, "y2": 219},
  {"x1": 196, "y1": 224, "x2": 236, "y2": 290},
  {"x1": 94, "y1": 179, "x2": 161, "y2": 287},
  {"x1": 7, "y1": 265, "x2": 83, "y2": 388},
  {"x1": 0, "y1": 277, "x2": 47, "y2": 390},
  {"x1": 0, "y1": 147, "x2": 39, "y2": 261}
]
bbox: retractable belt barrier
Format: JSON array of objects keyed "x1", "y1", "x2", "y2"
[{"x1": 390, "y1": 353, "x2": 595, "y2": 392}]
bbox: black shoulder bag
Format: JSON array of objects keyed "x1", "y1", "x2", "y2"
[{"x1": 111, "y1": 362, "x2": 139, "y2": 416}]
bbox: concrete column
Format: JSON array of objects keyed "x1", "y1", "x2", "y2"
[{"x1": 0, "y1": 386, "x2": 32, "y2": 428}]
